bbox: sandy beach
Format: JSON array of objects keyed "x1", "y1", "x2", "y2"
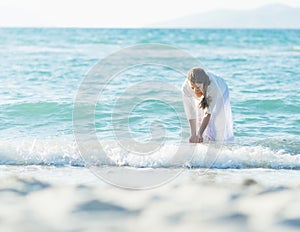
[{"x1": 0, "y1": 166, "x2": 299, "y2": 232}]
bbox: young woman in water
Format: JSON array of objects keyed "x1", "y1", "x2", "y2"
[{"x1": 182, "y1": 67, "x2": 234, "y2": 143}]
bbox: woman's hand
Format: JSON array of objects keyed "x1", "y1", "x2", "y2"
[
  {"x1": 189, "y1": 135, "x2": 203, "y2": 143},
  {"x1": 198, "y1": 135, "x2": 203, "y2": 143},
  {"x1": 189, "y1": 135, "x2": 204, "y2": 143}
]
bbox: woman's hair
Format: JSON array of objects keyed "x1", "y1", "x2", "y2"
[{"x1": 187, "y1": 67, "x2": 211, "y2": 109}]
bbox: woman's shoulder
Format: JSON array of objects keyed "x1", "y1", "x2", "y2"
[
  {"x1": 207, "y1": 70, "x2": 223, "y2": 81},
  {"x1": 207, "y1": 71, "x2": 228, "y2": 96}
]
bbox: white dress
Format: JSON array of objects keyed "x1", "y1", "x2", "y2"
[{"x1": 181, "y1": 71, "x2": 234, "y2": 142}]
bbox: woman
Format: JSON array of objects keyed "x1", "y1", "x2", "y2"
[{"x1": 182, "y1": 67, "x2": 234, "y2": 143}]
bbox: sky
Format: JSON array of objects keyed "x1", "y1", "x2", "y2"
[{"x1": 0, "y1": 0, "x2": 300, "y2": 27}]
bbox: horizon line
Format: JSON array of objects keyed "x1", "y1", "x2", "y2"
[{"x1": 1, "y1": 26, "x2": 300, "y2": 30}]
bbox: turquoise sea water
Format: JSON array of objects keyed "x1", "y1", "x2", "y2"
[{"x1": 0, "y1": 28, "x2": 299, "y2": 169}]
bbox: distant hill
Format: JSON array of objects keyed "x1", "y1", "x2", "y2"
[{"x1": 148, "y1": 3, "x2": 300, "y2": 28}]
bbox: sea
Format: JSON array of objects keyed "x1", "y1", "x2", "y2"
[{"x1": 0, "y1": 28, "x2": 299, "y2": 188}]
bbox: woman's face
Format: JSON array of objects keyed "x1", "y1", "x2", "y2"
[{"x1": 189, "y1": 81, "x2": 203, "y2": 97}]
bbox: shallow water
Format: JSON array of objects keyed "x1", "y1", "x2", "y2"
[{"x1": 0, "y1": 28, "x2": 299, "y2": 179}]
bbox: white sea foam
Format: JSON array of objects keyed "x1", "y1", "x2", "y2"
[
  {"x1": 0, "y1": 139, "x2": 299, "y2": 169},
  {"x1": 292, "y1": 46, "x2": 300, "y2": 51}
]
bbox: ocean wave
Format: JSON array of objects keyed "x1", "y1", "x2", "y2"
[
  {"x1": 0, "y1": 139, "x2": 84, "y2": 166},
  {"x1": 0, "y1": 139, "x2": 299, "y2": 170},
  {"x1": 0, "y1": 102, "x2": 73, "y2": 117},
  {"x1": 292, "y1": 46, "x2": 300, "y2": 51}
]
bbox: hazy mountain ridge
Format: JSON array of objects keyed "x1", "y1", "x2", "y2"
[{"x1": 149, "y1": 3, "x2": 300, "y2": 28}]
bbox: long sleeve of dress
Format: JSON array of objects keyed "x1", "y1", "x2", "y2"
[{"x1": 181, "y1": 79, "x2": 197, "y2": 120}]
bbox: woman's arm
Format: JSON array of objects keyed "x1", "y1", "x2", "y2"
[
  {"x1": 188, "y1": 119, "x2": 200, "y2": 143},
  {"x1": 189, "y1": 119, "x2": 197, "y2": 136},
  {"x1": 182, "y1": 89, "x2": 199, "y2": 143},
  {"x1": 198, "y1": 113, "x2": 211, "y2": 142},
  {"x1": 181, "y1": 79, "x2": 202, "y2": 143}
]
